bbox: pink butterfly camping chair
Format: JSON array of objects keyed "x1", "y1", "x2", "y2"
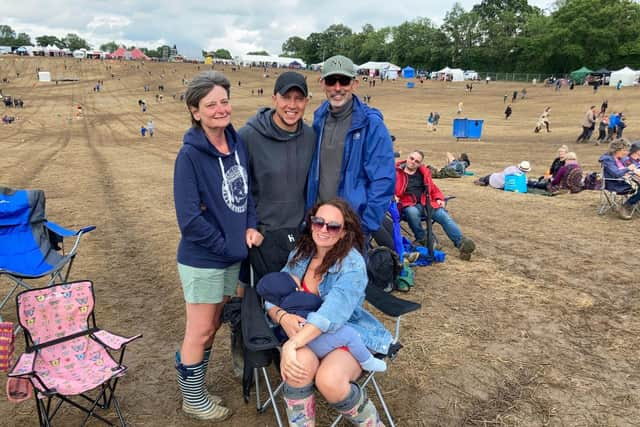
[{"x1": 8, "y1": 280, "x2": 141, "y2": 426}]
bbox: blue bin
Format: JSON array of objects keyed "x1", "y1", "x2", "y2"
[
  {"x1": 406, "y1": 82, "x2": 415, "y2": 88},
  {"x1": 504, "y1": 174, "x2": 527, "y2": 193},
  {"x1": 452, "y1": 118, "x2": 484, "y2": 140}
]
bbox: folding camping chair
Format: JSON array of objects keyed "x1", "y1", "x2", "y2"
[
  {"x1": 596, "y1": 167, "x2": 639, "y2": 216},
  {"x1": 248, "y1": 272, "x2": 421, "y2": 427},
  {"x1": 0, "y1": 187, "x2": 95, "y2": 323},
  {"x1": 7, "y1": 280, "x2": 142, "y2": 426},
  {"x1": 399, "y1": 196, "x2": 456, "y2": 252}
]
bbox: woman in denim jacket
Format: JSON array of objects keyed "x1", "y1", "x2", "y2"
[{"x1": 265, "y1": 198, "x2": 392, "y2": 426}]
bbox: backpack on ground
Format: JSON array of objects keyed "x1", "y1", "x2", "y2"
[
  {"x1": 583, "y1": 172, "x2": 602, "y2": 190},
  {"x1": 367, "y1": 247, "x2": 402, "y2": 293}
]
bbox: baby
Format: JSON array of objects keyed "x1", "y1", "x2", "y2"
[{"x1": 257, "y1": 271, "x2": 386, "y2": 372}]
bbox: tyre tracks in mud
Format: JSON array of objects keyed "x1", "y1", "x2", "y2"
[{"x1": 75, "y1": 90, "x2": 179, "y2": 344}]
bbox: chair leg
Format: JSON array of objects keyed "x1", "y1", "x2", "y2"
[
  {"x1": 256, "y1": 367, "x2": 285, "y2": 427},
  {"x1": 371, "y1": 376, "x2": 395, "y2": 427}
]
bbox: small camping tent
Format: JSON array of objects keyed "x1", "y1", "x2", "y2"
[
  {"x1": 570, "y1": 66, "x2": 593, "y2": 84},
  {"x1": 609, "y1": 66, "x2": 637, "y2": 87},
  {"x1": 402, "y1": 66, "x2": 415, "y2": 78},
  {"x1": 72, "y1": 49, "x2": 86, "y2": 59}
]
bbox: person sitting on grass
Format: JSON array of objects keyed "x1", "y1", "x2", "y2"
[
  {"x1": 257, "y1": 271, "x2": 387, "y2": 373},
  {"x1": 548, "y1": 152, "x2": 583, "y2": 193},
  {"x1": 396, "y1": 150, "x2": 476, "y2": 260},
  {"x1": 599, "y1": 139, "x2": 640, "y2": 220}
]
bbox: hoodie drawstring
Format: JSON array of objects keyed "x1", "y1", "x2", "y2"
[{"x1": 218, "y1": 151, "x2": 248, "y2": 198}]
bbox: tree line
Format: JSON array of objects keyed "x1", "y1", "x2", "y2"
[
  {"x1": 280, "y1": 0, "x2": 640, "y2": 74},
  {"x1": 3, "y1": 0, "x2": 639, "y2": 73}
]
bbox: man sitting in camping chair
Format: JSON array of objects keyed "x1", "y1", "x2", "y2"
[{"x1": 395, "y1": 150, "x2": 476, "y2": 260}]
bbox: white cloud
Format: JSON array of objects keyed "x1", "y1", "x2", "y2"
[
  {"x1": 4, "y1": 0, "x2": 553, "y2": 58},
  {"x1": 87, "y1": 15, "x2": 131, "y2": 31}
]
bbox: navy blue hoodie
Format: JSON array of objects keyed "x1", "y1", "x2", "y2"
[{"x1": 174, "y1": 125, "x2": 257, "y2": 268}]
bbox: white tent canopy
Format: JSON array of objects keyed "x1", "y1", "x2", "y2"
[
  {"x1": 358, "y1": 61, "x2": 401, "y2": 72},
  {"x1": 357, "y1": 61, "x2": 401, "y2": 79},
  {"x1": 235, "y1": 54, "x2": 306, "y2": 68},
  {"x1": 437, "y1": 66, "x2": 464, "y2": 82},
  {"x1": 609, "y1": 66, "x2": 637, "y2": 86}
]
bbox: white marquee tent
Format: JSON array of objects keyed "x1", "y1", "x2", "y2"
[
  {"x1": 437, "y1": 67, "x2": 464, "y2": 82},
  {"x1": 609, "y1": 66, "x2": 637, "y2": 86},
  {"x1": 235, "y1": 54, "x2": 306, "y2": 68},
  {"x1": 44, "y1": 45, "x2": 61, "y2": 56},
  {"x1": 357, "y1": 61, "x2": 401, "y2": 79}
]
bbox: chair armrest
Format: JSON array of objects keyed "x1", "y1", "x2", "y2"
[
  {"x1": 45, "y1": 221, "x2": 96, "y2": 237},
  {"x1": 365, "y1": 285, "x2": 421, "y2": 318},
  {"x1": 8, "y1": 352, "x2": 36, "y2": 377},
  {"x1": 92, "y1": 330, "x2": 142, "y2": 351}
]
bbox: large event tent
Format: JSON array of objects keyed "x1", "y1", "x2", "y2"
[
  {"x1": 358, "y1": 62, "x2": 401, "y2": 79},
  {"x1": 130, "y1": 48, "x2": 150, "y2": 60},
  {"x1": 235, "y1": 54, "x2": 306, "y2": 67},
  {"x1": 570, "y1": 66, "x2": 592, "y2": 84},
  {"x1": 609, "y1": 66, "x2": 637, "y2": 86},
  {"x1": 437, "y1": 67, "x2": 464, "y2": 81}
]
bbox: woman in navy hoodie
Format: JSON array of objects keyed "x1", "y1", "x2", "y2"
[{"x1": 173, "y1": 71, "x2": 258, "y2": 421}]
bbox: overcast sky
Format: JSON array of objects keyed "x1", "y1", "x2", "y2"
[{"x1": 6, "y1": 0, "x2": 552, "y2": 58}]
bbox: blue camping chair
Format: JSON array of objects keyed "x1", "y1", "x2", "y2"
[{"x1": 0, "y1": 187, "x2": 95, "y2": 322}]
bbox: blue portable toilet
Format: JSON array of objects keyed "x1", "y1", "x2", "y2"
[
  {"x1": 402, "y1": 66, "x2": 415, "y2": 78},
  {"x1": 452, "y1": 118, "x2": 484, "y2": 141}
]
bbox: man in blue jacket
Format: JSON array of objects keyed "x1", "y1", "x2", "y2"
[{"x1": 306, "y1": 55, "x2": 395, "y2": 242}]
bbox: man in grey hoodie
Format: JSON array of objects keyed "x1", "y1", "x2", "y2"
[{"x1": 237, "y1": 71, "x2": 316, "y2": 280}]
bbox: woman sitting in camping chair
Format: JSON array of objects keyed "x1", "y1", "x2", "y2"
[{"x1": 264, "y1": 199, "x2": 393, "y2": 426}]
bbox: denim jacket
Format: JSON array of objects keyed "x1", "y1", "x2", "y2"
[{"x1": 281, "y1": 248, "x2": 392, "y2": 355}]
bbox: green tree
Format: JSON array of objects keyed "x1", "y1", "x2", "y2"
[
  {"x1": 470, "y1": 0, "x2": 542, "y2": 71},
  {"x1": 99, "y1": 41, "x2": 119, "y2": 52},
  {"x1": 389, "y1": 18, "x2": 447, "y2": 69},
  {"x1": 281, "y1": 36, "x2": 307, "y2": 57},
  {"x1": 0, "y1": 25, "x2": 16, "y2": 45},
  {"x1": 348, "y1": 25, "x2": 392, "y2": 64},
  {"x1": 15, "y1": 32, "x2": 32, "y2": 46},
  {"x1": 62, "y1": 33, "x2": 90, "y2": 50},
  {"x1": 442, "y1": 4, "x2": 481, "y2": 68},
  {"x1": 545, "y1": 0, "x2": 640, "y2": 72},
  {"x1": 36, "y1": 35, "x2": 63, "y2": 47},
  {"x1": 247, "y1": 50, "x2": 269, "y2": 56},
  {"x1": 214, "y1": 49, "x2": 232, "y2": 59}
]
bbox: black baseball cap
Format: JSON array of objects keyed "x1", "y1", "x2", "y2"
[{"x1": 274, "y1": 72, "x2": 308, "y2": 97}]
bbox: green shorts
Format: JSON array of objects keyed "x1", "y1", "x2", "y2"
[{"x1": 177, "y1": 262, "x2": 240, "y2": 304}]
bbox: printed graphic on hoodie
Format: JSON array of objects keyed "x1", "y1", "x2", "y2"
[{"x1": 220, "y1": 154, "x2": 249, "y2": 213}]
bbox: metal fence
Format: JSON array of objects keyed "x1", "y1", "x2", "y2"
[{"x1": 479, "y1": 72, "x2": 569, "y2": 83}]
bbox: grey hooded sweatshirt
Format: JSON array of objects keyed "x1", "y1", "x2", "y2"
[{"x1": 238, "y1": 107, "x2": 316, "y2": 232}]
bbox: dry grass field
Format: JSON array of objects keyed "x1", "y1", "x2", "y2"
[{"x1": 0, "y1": 56, "x2": 639, "y2": 426}]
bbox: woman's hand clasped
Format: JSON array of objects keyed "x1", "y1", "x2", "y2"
[
  {"x1": 280, "y1": 313, "x2": 305, "y2": 338},
  {"x1": 281, "y1": 339, "x2": 308, "y2": 383}
]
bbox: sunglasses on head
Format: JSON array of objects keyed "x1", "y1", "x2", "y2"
[
  {"x1": 310, "y1": 216, "x2": 343, "y2": 234},
  {"x1": 324, "y1": 75, "x2": 353, "y2": 87}
]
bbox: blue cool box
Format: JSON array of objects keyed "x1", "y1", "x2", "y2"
[{"x1": 504, "y1": 174, "x2": 527, "y2": 193}]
